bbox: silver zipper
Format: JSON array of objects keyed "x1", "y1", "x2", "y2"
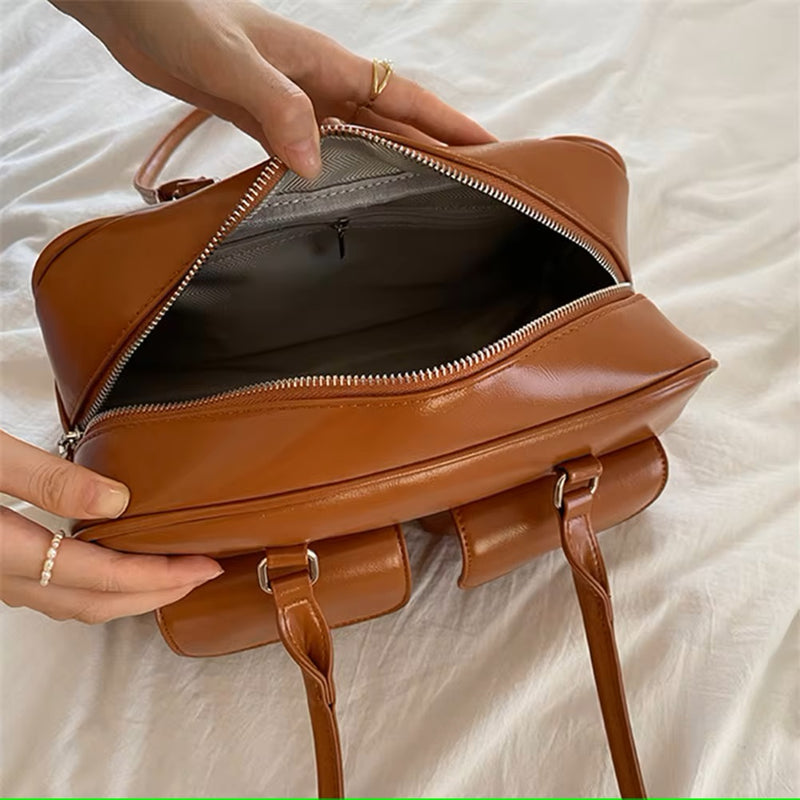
[
  {"x1": 78, "y1": 159, "x2": 285, "y2": 428},
  {"x1": 80, "y1": 282, "x2": 630, "y2": 434},
  {"x1": 57, "y1": 429, "x2": 84, "y2": 457},
  {"x1": 64, "y1": 125, "x2": 629, "y2": 452}
]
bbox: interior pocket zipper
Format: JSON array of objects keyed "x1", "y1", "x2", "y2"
[
  {"x1": 59, "y1": 126, "x2": 629, "y2": 456},
  {"x1": 332, "y1": 218, "x2": 348, "y2": 259}
]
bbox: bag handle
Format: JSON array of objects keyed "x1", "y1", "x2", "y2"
[
  {"x1": 556, "y1": 455, "x2": 647, "y2": 798},
  {"x1": 266, "y1": 459, "x2": 647, "y2": 799},
  {"x1": 265, "y1": 545, "x2": 345, "y2": 798},
  {"x1": 133, "y1": 108, "x2": 217, "y2": 205}
]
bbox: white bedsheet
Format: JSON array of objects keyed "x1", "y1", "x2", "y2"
[{"x1": 1, "y1": 1, "x2": 797, "y2": 797}]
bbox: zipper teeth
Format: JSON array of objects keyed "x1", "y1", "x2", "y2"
[
  {"x1": 76, "y1": 124, "x2": 625, "y2": 435},
  {"x1": 80, "y1": 160, "x2": 283, "y2": 426},
  {"x1": 87, "y1": 282, "x2": 630, "y2": 427}
]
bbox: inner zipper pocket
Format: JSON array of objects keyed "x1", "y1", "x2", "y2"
[{"x1": 214, "y1": 201, "x2": 511, "y2": 257}]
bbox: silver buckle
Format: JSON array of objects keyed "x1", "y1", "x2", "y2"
[
  {"x1": 257, "y1": 549, "x2": 319, "y2": 595},
  {"x1": 553, "y1": 471, "x2": 599, "y2": 510}
]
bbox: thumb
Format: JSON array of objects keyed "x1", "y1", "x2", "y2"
[
  {"x1": 0, "y1": 431, "x2": 130, "y2": 519},
  {"x1": 244, "y1": 64, "x2": 321, "y2": 179},
  {"x1": 202, "y1": 43, "x2": 321, "y2": 179}
]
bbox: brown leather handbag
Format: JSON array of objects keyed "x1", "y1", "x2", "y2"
[{"x1": 32, "y1": 108, "x2": 716, "y2": 798}]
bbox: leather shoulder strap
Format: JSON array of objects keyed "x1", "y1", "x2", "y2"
[
  {"x1": 134, "y1": 108, "x2": 216, "y2": 204},
  {"x1": 266, "y1": 545, "x2": 344, "y2": 798},
  {"x1": 556, "y1": 454, "x2": 647, "y2": 798}
]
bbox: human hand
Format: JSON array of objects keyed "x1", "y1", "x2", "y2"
[
  {"x1": 0, "y1": 431, "x2": 222, "y2": 624},
  {"x1": 50, "y1": 0, "x2": 496, "y2": 179}
]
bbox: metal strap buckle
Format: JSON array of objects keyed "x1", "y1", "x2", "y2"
[
  {"x1": 553, "y1": 471, "x2": 599, "y2": 511},
  {"x1": 257, "y1": 549, "x2": 319, "y2": 595}
]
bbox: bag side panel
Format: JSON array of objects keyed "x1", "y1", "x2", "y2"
[
  {"x1": 74, "y1": 359, "x2": 713, "y2": 556},
  {"x1": 157, "y1": 525, "x2": 410, "y2": 657},
  {"x1": 450, "y1": 436, "x2": 668, "y2": 587},
  {"x1": 72, "y1": 294, "x2": 712, "y2": 523},
  {"x1": 32, "y1": 162, "x2": 268, "y2": 424},
  {"x1": 416, "y1": 134, "x2": 631, "y2": 280}
]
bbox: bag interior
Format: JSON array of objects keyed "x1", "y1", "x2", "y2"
[{"x1": 105, "y1": 136, "x2": 616, "y2": 409}]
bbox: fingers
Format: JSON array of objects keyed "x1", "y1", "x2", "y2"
[
  {"x1": 100, "y1": 18, "x2": 319, "y2": 177},
  {"x1": 161, "y1": 30, "x2": 321, "y2": 179},
  {"x1": 0, "y1": 507, "x2": 222, "y2": 592},
  {"x1": 211, "y1": 46, "x2": 321, "y2": 179},
  {"x1": 369, "y1": 72, "x2": 497, "y2": 146},
  {"x1": 348, "y1": 106, "x2": 444, "y2": 148},
  {"x1": 2, "y1": 576, "x2": 200, "y2": 625},
  {"x1": 0, "y1": 431, "x2": 129, "y2": 519},
  {"x1": 106, "y1": 34, "x2": 274, "y2": 151}
]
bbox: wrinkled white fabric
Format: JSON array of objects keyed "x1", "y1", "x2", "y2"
[{"x1": 1, "y1": 1, "x2": 797, "y2": 797}]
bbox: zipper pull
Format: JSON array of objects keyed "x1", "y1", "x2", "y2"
[
  {"x1": 58, "y1": 429, "x2": 83, "y2": 459},
  {"x1": 331, "y1": 218, "x2": 349, "y2": 259}
]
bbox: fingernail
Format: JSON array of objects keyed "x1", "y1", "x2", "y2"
[
  {"x1": 88, "y1": 481, "x2": 130, "y2": 518},
  {"x1": 193, "y1": 566, "x2": 224, "y2": 584},
  {"x1": 284, "y1": 138, "x2": 321, "y2": 179}
]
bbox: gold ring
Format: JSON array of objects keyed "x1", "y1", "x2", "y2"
[
  {"x1": 39, "y1": 530, "x2": 65, "y2": 587},
  {"x1": 364, "y1": 58, "x2": 393, "y2": 109}
]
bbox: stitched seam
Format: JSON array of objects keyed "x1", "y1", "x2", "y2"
[
  {"x1": 576, "y1": 512, "x2": 604, "y2": 589},
  {"x1": 451, "y1": 506, "x2": 473, "y2": 583},
  {"x1": 571, "y1": 564, "x2": 638, "y2": 783},
  {"x1": 215, "y1": 228, "x2": 324, "y2": 259},
  {"x1": 652, "y1": 438, "x2": 669, "y2": 498},
  {"x1": 564, "y1": 513, "x2": 604, "y2": 600},
  {"x1": 392, "y1": 524, "x2": 413, "y2": 607},
  {"x1": 79, "y1": 295, "x2": 643, "y2": 443},
  {"x1": 280, "y1": 605, "x2": 315, "y2": 674},
  {"x1": 563, "y1": 510, "x2": 638, "y2": 775},
  {"x1": 263, "y1": 172, "x2": 414, "y2": 208},
  {"x1": 303, "y1": 596, "x2": 330, "y2": 669},
  {"x1": 154, "y1": 608, "x2": 187, "y2": 655},
  {"x1": 34, "y1": 218, "x2": 119, "y2": 289},
  {"x1": 282, "y1": 596, "x2": 330, "y2": 668},
  {"x1": 306, "y1": 682, "x2": 339, "y2": 789}
]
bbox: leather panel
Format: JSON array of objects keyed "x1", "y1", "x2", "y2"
[
  {"x1": 75, "y1": 360, "x2": 712, "y2": 554},
  {"x1": 157, "y1": 525, "x2": 410, "y2": 657},
  {"x1": 451, "y1": 437, "x2": 667, "y2": 588},
  {"x1": 450, "y1": 137, "x2": 630, "y2": 278},
  {"x1": 33, "y1": 161, "x2": 274, "y2": 423},
  {"x1": 362, "y1": 128, "x2": 630, "y2": 278},
  {"x1": 72, "y1": 294, "x2": 710, "y2": 522}
]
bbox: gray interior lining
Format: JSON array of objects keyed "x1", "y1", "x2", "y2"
[
  {"x1": 104, "y1": 138, "x2": 615, "y2": 409},
  {"x1": 227, "y1": 137, "x2": 463, "y2": 240}
]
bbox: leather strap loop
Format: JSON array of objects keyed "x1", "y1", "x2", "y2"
[
  {"x1": 556, "y1": 455, "x2": 647, "y2": 799},
  {"x1": 133, "y1": 108, "x2": 216, "y2": 205},
  {"x1": 267, "y1": 545, "x2": 344, "y2": 798}
]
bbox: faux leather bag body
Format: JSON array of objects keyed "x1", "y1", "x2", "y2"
[{"x1": 32, "y1": 109, "x2": 716, "y2": 798}]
